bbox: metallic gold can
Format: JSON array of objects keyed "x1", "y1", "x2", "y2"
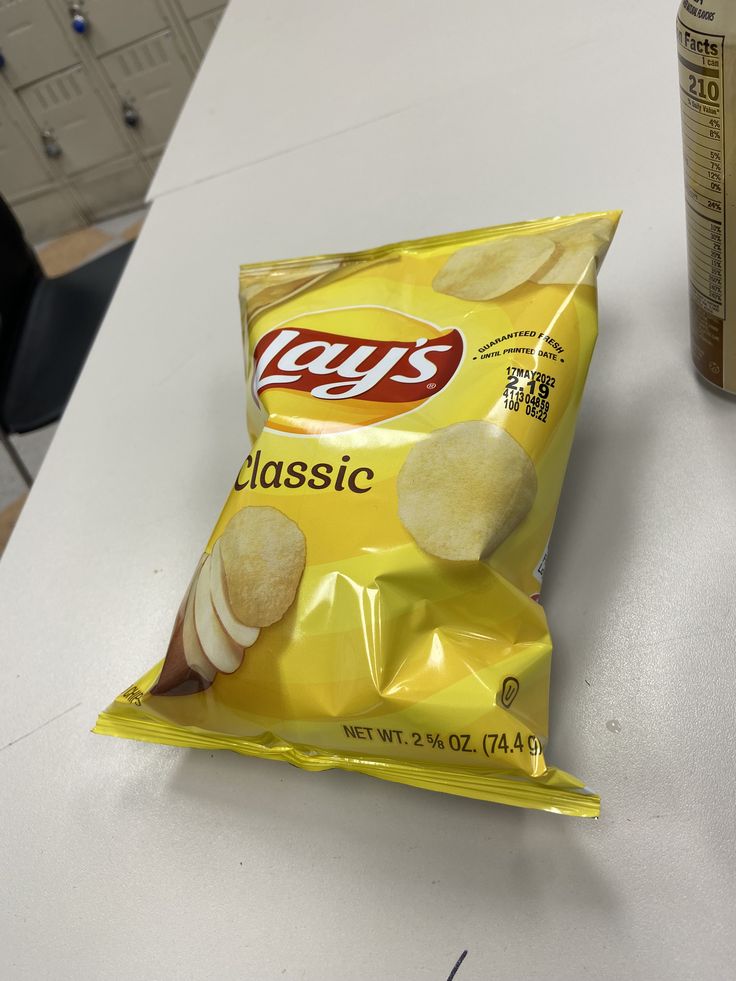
[{"x1": 677, "y1": 1, "x2": 736, "y2": 392}]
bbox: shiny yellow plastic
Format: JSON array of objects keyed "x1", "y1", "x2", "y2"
[{"x1": 95, "y1": 212, "x2": 620, "y2": 817}]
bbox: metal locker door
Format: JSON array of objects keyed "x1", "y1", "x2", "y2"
[
  {"x1": 74, "y1": 157, "x2": 149, "y2": 219},
  {"x1": 0, "y1": 0, "x2": 76, "y2": 88},
  {"x1": 19, "y1": 64, "x2": 128, "y2": 175},
  {"x1": 189, "y1": 6, "x2": 224, "y2": 56},
  {"x1": 81, "y1": 0, "x2": 167, "y2": 57},
  {"x1": 178, "y1": 0, "x2": 223, "y2": 19},
  {"x1": 100, "y1": 31, "x2": 192, "y2": 155},
  {"x1": 0, "y1": 103, "x2": 49, "y2": 197},
  {"x1": 13, "y1": 187, "x2": 81, "y2": 243}
]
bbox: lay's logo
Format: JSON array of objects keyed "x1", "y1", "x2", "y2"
[
  {"x1": 253, "y1": 308, "x2": 464, "y2": 406},
  {"x1": 251, "y1": 305, "x2": 465, "y2": 434}
]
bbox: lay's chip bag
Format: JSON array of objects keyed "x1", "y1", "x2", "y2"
[{"x1": 96, "y1": 212, "x2": 620, "y2": 816}]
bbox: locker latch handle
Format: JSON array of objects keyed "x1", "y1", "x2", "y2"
[
  {"x1": 69, "y1": 3, "x2": 89, "y2": 35},
  {"x1": 41, "y1": 129, "x2": 63, "y2": 159},
  {"x1": 122, "y1": 100, "x2": 140, "y2": 128}
]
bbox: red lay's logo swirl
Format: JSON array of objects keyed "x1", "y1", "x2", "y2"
[{"x1": 251, "y1": 306, "x2": 464, "y2": 433}]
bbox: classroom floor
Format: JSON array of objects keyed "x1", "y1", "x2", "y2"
[{"x1": 0, "y1": 208, "x2": 146, "y2": 555}]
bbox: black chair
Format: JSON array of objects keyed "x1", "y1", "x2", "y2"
[{"x1": 0, "y1": 195, "x2": 133, "y2": 486}]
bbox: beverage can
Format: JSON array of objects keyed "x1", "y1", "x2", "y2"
[{"x1": 678, "y1": 1, "x2": 736, "y2": 392}]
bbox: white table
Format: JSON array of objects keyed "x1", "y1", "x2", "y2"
[
  {"x1": 151, "y1": 0, "x2": 671, "y2": 201},
  {"x1": 2, "y1": 2, "x2": 735, "y2": 978}
]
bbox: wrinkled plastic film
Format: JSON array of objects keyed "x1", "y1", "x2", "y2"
[{"x1": 96, "y1": 212, "x2": 620, "y2": 817}]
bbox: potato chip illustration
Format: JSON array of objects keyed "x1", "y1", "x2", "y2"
[
  {"x1": 397, "y1": 421, "x2": 537, "y2": 561},
  {"x1": 547, "y1": 215, "x2": 614, "y2": 247},
  {"x1": 532, "y1": 242, "x2": 598, "y2": 286},
  {"x1": 219, "y1": 506, "x2": 306, "y2": 627},
  {"x1": 433, "y1": 235, "x2": 555, "y2": 300},
  {"x1": 531, "y1": 216, "x2": 615, "y2": 285}
]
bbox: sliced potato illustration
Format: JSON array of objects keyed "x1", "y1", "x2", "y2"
[
  {"x1": 194, "y1": 555, "x2": 244, "y2": 674},
  {"x1": 151, "y1": 560, "x2": 215, "y2": 696},
  {"x1": 210, "y1": 539, "x2": 261, "y2": 648},
  {"x1": 182, "y1": 574, "x2": 217, "y2": 683}
]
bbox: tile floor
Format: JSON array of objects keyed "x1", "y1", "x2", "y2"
[
  {"x1": 0, "y1": 207, "x2": 147, "y2": 553},
  {"x1": 35, "y1": 207, "x2": 148, "y2": 273},
  {"x1": 0, "y1": 424, "x2": 58, "y2": 514}
]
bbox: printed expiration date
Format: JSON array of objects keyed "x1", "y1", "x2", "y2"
[{"x1": 503, "y1": 368, "x2": 555, "y2": 422}]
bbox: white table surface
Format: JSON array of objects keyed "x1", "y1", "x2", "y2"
[
  {"x1": 151, "y1": 0, "x2": 674, "y2": 201},
  {"x1": 3, "y1": 2, "x2": 736, "y2": 978}
]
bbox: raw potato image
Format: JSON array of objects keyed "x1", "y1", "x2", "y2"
[
  {"x1": 181, "y1": 568, "x2": 217, "y2": 684},
  {"x1": 151, "y1": 560, "x2": 216, "y2": 696},
  {"x1": 211, "y1": 541, "x2": 261, "y2": 647},
  {"x1": 152, "y1": 505, "x2": 306, "y2": 695},
  {"x1": 194, "y1": 554, "x2": 246, "y2": 674},
  {"x1": 397, "y1": 421, "x2": 537, "y2": 561},
  {"x1": 432, "y1": 235, "x2": 555, "y2": 301},
  {"x1": 219, "y1": 506, "x2": 306, "y2": 628}
]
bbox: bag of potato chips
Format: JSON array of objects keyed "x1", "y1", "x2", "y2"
[{"x1": 96, "y1": 212, "x2": 620, "y2": 816}]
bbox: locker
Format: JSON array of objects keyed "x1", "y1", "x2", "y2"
[
  {"x1": 101, "y1": 31, "x2": 192, "y2": 154},
  {"x1": 0, "y1": 0, "x2": 76, "y2": 88},
  {"x1": 82, "y1": 0, "x2": 167, "y2": 57},
  {"x1": 189, "y1": 6, "x2": 224, "y2": 56},
  {"x1": 12, "y1": 187, "x2": 81, "y2": 244},
  {"x1": 74, "y1": 156, "x2": 149, "y2": 219},
  {"x1": 19, "y1": 64, "x2": 128, "y2": 174},
  {"x1": 0, "y1": 104, "x2": 49, "y2": 196},
  {"x1": 0, "y1": 3, "x2": 215, "y2": 241},
  {"x1": 146, "y1": 149, "x2": 163, "y2": 186},
  {"x1": 178, "y1": 0, "x2": 221, "y2": 19}
]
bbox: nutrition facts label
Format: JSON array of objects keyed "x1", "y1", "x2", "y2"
[{"x1": 677, "y1": 19, "x2": 725, "y2": 317}]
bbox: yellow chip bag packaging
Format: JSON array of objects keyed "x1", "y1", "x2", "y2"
[{"x1": 96, "y1": 211, "x2": 620, "y2": 817}]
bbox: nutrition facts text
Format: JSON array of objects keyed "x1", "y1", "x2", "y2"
[{"x1": 678, "y1": 20, "x2": 725, "y2": 317}]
